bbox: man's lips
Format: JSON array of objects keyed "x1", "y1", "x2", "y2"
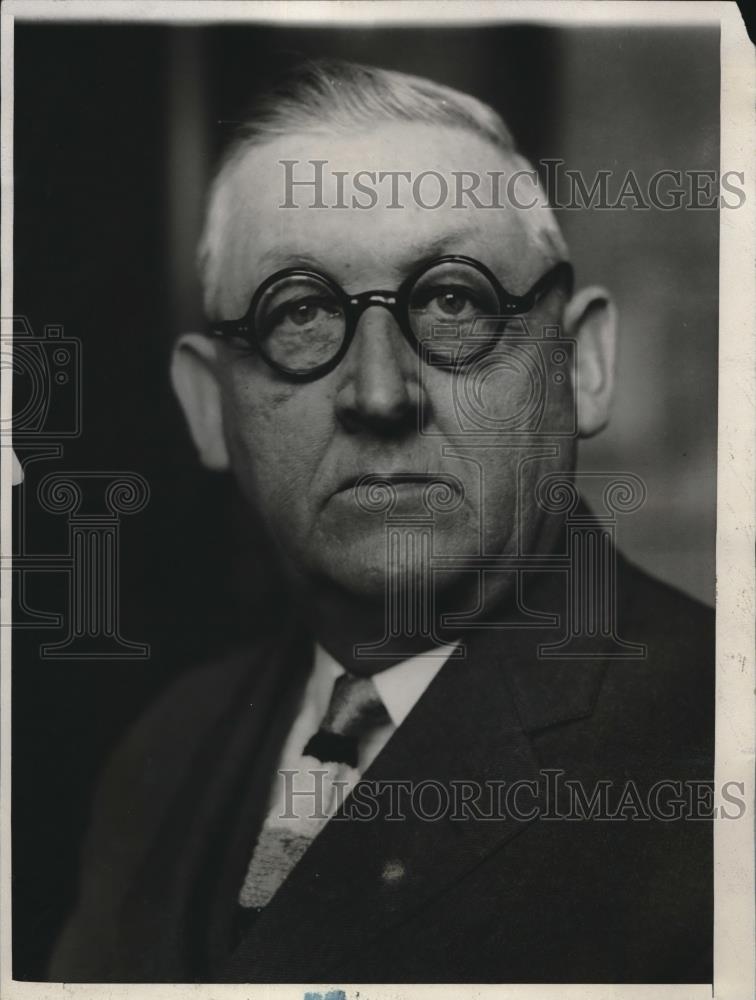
[
  {"x1": 326, "y1": 473, "x2": 468, "y2": 521},
  {"x1": 333, "y1": 472, "x2": 446, "y2": 496}
]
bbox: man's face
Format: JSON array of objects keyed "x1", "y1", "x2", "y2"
[{"x1": 193, "y1": 123, "x2": 575, "y2": 599}]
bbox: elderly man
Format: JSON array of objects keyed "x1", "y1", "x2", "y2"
[{"x1": 51, "y1": 60, "x2": 713, "y2": 984}]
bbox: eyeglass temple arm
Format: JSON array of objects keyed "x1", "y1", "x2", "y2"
[
  {"x1": 210, "y1": 320, "x2": 252, "y2": 338},
  {"x1": 521, "y1": 261, "x2": 574, "y2": 309}
]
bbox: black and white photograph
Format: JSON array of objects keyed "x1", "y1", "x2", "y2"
[{"x1": 1, "y1": 2, "x2": 753, "y2": 997}]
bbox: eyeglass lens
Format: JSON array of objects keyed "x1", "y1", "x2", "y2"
[
  {"x1": 255, "y1": 274, "x2": 346, "y2": 372},
  {"x1": 409, "y1": 261, "x2": 502, "y2": 365}
]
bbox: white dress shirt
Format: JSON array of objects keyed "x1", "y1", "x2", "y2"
[{"x1": 270, "y1": 639, "x2": 459, "y2": 800}]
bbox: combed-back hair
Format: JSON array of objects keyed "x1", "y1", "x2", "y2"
[
  {"x1": 199, "y1": 58, "x2": 565, "y2": 314},
  {"x1": 222, "y1": 58, "x2": 518, "y2": 154}
]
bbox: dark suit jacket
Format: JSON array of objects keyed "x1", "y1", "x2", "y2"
[{"x1": 50, "y1": 544, "x2": 714, "y2": 983}]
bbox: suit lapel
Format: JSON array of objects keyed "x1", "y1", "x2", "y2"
[{"x1": 221, "y1": 567, "x2": 608, "y2": 982}]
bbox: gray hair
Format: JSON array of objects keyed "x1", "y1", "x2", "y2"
[{"x1": 199, "y1": 58, "x2": 566, "y2": 314}]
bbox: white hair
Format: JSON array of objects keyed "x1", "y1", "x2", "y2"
[{"x1": 198, "y1": 58, "x2": 567, "y2": 314}]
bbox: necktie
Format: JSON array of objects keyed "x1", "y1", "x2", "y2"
[
  {"x1": 238, "y1": 673, "x2": 390, "y2": 909},
  {"x1": 302, "y1": 673, "x2": 390, "y2": 766}
]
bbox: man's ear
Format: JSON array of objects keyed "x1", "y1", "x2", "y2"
[
  {"x1": 564, "y1": 286, "x2": 617, "y2": 438},
  {"x1": 170, "y1": 333, "x2": 230, "y2": 470}
]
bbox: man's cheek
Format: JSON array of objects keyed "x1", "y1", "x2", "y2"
[
  {"x1": 249, "y1": 447, "x2": 309, "y2": 510},
  {"x1": 430, "y1": 367, "x2": 544, "y2": 438}
]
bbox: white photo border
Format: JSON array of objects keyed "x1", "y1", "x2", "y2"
[{"x1": 1, "y1": 3, "x2": 753, "y2": 999}]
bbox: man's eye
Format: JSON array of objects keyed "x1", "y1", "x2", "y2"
[
  {"x1": 289, "y1": 302, "x2": 320, "y2": 325},
  {"x1": 274, "y1": 297, "x2": 341, "y2": 328},
  {"x1": 424, "y1": 287, "x2": 479, "y2": 317},
  {"x1": 437, "y1": 291, "x2": 468, "y2": 315}
]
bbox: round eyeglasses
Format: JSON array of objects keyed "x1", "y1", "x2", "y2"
[{"x1": 208, "y1": 255, "x2": 574, "y2": 381}]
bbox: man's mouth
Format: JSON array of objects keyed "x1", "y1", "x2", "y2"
[
  {"x1": 334, "y1": 471, "x2": 445, "y2": 495},
  {"x1": 328, "y1": 472, "x2": 466, "y2": 518}
]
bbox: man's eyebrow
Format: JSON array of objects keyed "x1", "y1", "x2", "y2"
[
  {"x1": 257, "y1": 249, "x2": 326, "y2": 272},
  {"x1": 258, "y1": 228, "x2": 481, "y2": 278},
  {"x1": 393, "y1": 230, "x2": 479, "y2": 272}
]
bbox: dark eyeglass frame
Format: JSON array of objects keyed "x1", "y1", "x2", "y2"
[{"x1": 208, "y1": 255, "x2": 574, "y2": 382}]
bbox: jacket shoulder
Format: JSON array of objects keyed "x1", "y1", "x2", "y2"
[
  {"x1": 596, "y1": 554, "x2": 715, "y2": 758},
  {"x1": 48, "y1": 635, "x2": 285, "y2": 979},
  {"x1": 88, "y1": 635, "x2": 284, "y2": 847},
  {"x1": 617, "y1": 552, "x2": 714, "y2": 640}
]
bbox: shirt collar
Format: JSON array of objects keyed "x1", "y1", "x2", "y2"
[{"x1": 312, "y1": 641, "x2": 458, "y2": 727}]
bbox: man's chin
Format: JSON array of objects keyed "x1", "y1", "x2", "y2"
[
  {"x1": 301, "y1": 530, "x2": 479, "y2": 604},
  {"x1": 310, "y1": 548, "x2": 414, "y2": 602}
]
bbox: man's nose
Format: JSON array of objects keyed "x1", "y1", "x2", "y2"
[{"x1": 334, "y1": 306, "x2": 421, "y2": 436}]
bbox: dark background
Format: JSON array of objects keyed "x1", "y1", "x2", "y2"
[{"x1": 12, "y1": 21, "x2": 719, "y2": 978}]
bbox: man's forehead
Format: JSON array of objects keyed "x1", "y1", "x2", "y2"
[
  {"x1": 230, "y1": 121, "x2": 514, "y2": 189},
  {"x1": 258, "y1": 225, "x2": 499, "y2": 276},
  {"x1": 213, "y1": 122, "x2": 560, "y2": 307}
]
